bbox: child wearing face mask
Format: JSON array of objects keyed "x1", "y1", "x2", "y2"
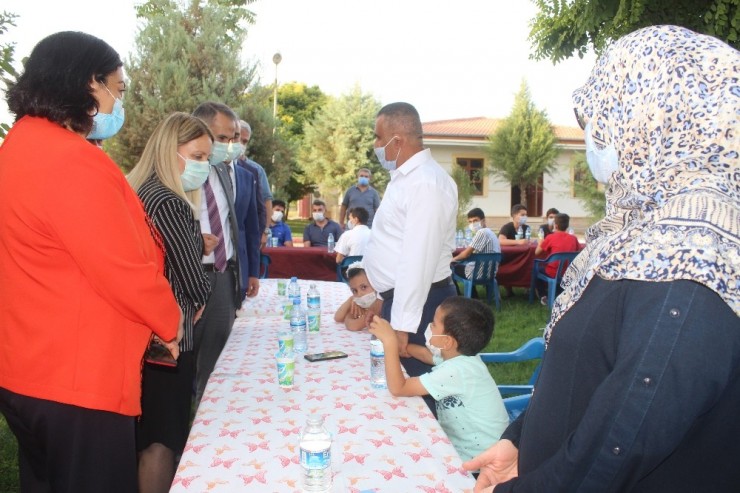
[
  {"x1": 368, "y1": 297, "x2": 509, "y2": 464},
  {"x1": 334, "y1": 263, "x2": 382, "y2": 331}
]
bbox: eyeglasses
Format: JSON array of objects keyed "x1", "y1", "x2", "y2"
[{"x1": 573, "y1": 107, "x2": 586, "y2": 130}]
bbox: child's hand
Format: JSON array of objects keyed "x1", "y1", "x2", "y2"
[{"x1": 368, "y1": 317, "x2": 397, "y2": 348}]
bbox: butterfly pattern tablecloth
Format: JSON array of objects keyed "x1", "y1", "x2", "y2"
[{"x1": 172, "y1": 280, "x2": 475, "y2": 492}]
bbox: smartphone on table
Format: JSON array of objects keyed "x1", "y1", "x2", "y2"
[{"x1": 304, "y1": 351, "x2": 348, "y2": 362}]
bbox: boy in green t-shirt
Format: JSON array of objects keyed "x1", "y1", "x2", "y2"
[{"x1": 369, "y1": 297, "x2": 509, "y2": 463}]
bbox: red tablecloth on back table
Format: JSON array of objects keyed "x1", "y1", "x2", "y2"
[{"x1": 262, "y1": 246, "x2": 337, "y2": 281}]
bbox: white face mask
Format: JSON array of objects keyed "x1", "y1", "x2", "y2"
[
  {"x1": 353, "y1": 292, "x2": 376, "y2": 309},
  {"x1": 469, "y1": 221, "x2": 482, "y2": 233},
  {"x1": 312, "y1": 212, "x2": 325, "y2": 222},
  {"x1": 424, "y1": 323, "x2": 448, "y2": 366},
  {"x1": 547, "y1": 217, "x2": 555, "y2": 226},
  {"x1": 519, "y1": 216, "x2": 528, "y2": 225},
  {"x1": 271, "y1": 210, "x2": 284, "y2": 223},
  {"x1": 374, "y1": 136, "x2": 400, "y2": 171},
  {"x1": 584, "y1": 121, "x2": 619, "y2": 184}
]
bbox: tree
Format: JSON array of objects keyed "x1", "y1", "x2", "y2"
[
  {"x1": 487, "y1": 80, "x2": 558, "y2": 206},
  {"x1": 569, "y1": 152, "x2": 606, "y2": 220},
  {"x1": 0, "y1": 10, "x2": 18, "y2": 138},
  {"x1": 110, "y1": 0, "x2": 257, "y2": 171},
  {"x1": 450, "y1": 165, "x2": 476, "y2": 229},
  {"x1": 529, "y1": 0, "x2": 739, "y2": 63},
  {"x1": 271, "y1": 82, "x2": 328, "y2": 203},
  {"x1": 297, "y1": 86, "x2": 383, "y2": 203}
]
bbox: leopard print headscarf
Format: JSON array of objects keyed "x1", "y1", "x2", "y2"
[{"x1": 547, "y1": 25, "x2": 739, "y2": 340}]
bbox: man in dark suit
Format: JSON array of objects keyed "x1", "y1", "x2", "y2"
[{"x1": 191, "y1": 102, "x2": 260, "y2": 406}]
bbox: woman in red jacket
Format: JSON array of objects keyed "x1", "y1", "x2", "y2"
[{"x1": 0, "y1": 31, "x2": 181, "y2": 492}]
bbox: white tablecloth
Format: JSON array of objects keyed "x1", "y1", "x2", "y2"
[{"x1": 172, "y1": 280, "x2": 475, "y2": 492}]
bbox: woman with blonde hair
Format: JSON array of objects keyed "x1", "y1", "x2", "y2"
[{"x1": 128, "y1": 112, "x2": 213, "y2": 493}]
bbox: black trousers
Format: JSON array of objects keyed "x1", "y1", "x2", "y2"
[{"x1": 0, "y1": 387, "x2": 137, "y2": 493}]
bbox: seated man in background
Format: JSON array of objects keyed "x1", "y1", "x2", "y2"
[
  {"x1": 538, "y1": 207, "x2": 559, "y2": 239},
  {"x1": 303, "y1": 199, "x2": 342, "y2": 247},
  {"x1": 268, "y1": 199, "x2": 293, "y2": 247},
  {"x1": 498, "y1": 204, "x2": 534, "y2": 246},
  {"x1": 335, "y1": 207, "x2": 371, "y2": 263},
  {"x1": 452, "y1": 207, "x2": 501, "y2": 281},
  {"x1": 534, "y1": 213, "x2": 580, "y2": 305}
]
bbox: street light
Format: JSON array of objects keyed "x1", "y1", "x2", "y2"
[{"x1": 272, "y1": 52, "x2": 282, "y2": 135}]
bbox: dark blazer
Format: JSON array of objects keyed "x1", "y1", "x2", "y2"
[
  {"x1": 212, "y1": 163, "x2": 242, "y2": 305},
  {"x1": 232, "y1": 163, "x2": 260, "y2": 300},
  {"x1": 236, "y1": 158, "x2": 266, "y2": 234}
]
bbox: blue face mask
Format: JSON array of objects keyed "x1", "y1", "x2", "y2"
[
  {"x1": 226, "y1": 142, "x2": 244, "y2": 162},
  {"x1": 358, "y1": 176, "x2": 370, "y2": 186},
  {"x1": 584, "y1": 121, "x2": 619, "y2": 184},
  {"x1": 88, "y1": 86, "x2": 125, "y2": 140},
  {"x1": 374, "y1": 137, "x2": 400, "y2": 171},
  {"x1": 208, "y1": 142, "x2": 230, "y2": 166},
  {"x1": 178, "y1": 154, "x2": 210, "y2": 191}
]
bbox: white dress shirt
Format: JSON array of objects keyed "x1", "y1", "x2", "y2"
[
  {"x1": 364, "y1": 148, "x2": 457, "y2": 333},
  {"x1": 199, "y1": 165, "x2": 234, "y2": 263},
  {"x1": 334, "y1": 224, "x2": 371, "y2": 257}
]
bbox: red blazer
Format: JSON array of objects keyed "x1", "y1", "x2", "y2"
[{"x1": 0, "y1": 117, "x2": 179, "y2": 416}]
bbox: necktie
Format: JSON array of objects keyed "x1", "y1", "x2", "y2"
[{"x1": 203, "y1": 177, "x2": 228, "y2": 272}]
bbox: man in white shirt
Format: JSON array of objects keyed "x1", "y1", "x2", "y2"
[
  {"x1": 363, "y1": 102, "x2": 458, "y2": 387},
  {"x1": 335, "y1": 207, "x2": 371, "y2": 263}
]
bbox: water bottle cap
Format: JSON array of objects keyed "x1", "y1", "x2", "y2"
[
  {"x1": 291, "y1": 276, "x2": 297, "y2": 281},
  {"x1": 293, "y1": 298, "x2": 301, "y2": 305}
]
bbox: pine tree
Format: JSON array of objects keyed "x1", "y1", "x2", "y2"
[
  {"x1": 110, "y1": 0, "x2": 256, "y2": 171},
  {"x1": 487, "y1": 80, "x2": 558, "y2": 206},
  {"x1": 297, "y1": 86, "x2": 383, "y2": 200}
]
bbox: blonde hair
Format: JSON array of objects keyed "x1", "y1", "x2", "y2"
[{"x1": 127, "y1": 112, "x2": 213, "y2": 216}]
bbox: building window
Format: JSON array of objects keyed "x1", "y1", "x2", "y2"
[{"x1": 456, "y1": 157, "x2": 484, "y2": 195}]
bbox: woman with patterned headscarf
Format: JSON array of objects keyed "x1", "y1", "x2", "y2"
[{"x1": 465, "y1": 25, "x2": 739, "y2": 492}]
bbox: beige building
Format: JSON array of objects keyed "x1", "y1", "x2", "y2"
[{"x1": 423, "y1": 117, "x2": 590, "y2": 232}]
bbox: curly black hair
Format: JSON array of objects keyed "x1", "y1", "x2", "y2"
[
  {"x1": 438, "y1": 297, "x2": 494, "y2": 356},
  {"x1": 6, "y1": 31, "x2": 122, "y2": 136}
]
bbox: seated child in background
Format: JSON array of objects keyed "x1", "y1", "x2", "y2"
[
  {"x1": 534, "y1": 212, "x2": 580, "y2": 304},
  {"x1": 334, "y1": 262, "x2": 382, "y2": 331},
  {"x1": 368, "y1": 297, "x2": 509, "y2": 463}
]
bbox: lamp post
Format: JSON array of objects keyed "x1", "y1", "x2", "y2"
[{"x1": 272, "y1": 52, "x2": 282, "y2": 135}]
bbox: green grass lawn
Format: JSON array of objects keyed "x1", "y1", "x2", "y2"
[{"x1": 0, "y1": 281, "x2": 548, "y2": 491}]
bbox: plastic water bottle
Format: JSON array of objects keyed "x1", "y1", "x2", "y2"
[
  {"x1": 516, "y1": 225, "x2": 523, "y2": 240},
  {"x1": 538, "y1": 228, "x2": 545, "y2": 241},
  {"x1": 287, "y1": 277, "x2": 301, "y2": 303},
  {"x1": 525, "y1": 227, "x2": 531, "y2": 241},
  {"x1": 291, "y1": 299, "x2": 307, "y2": 353},
  {"x1": 370, "y1": 335, "x2": 387, "y2": 389},
  {"x1": 455, "y1": 229, "x2": 464, "y2": 248},
  {"x1": 299, "y1": 415, "x2": 332, "y2": 492},
  {"x1": 327, "y1": 233, "x2": 335, "y2": 253},
  {"x1": 464, "y1": 228, "x2": 473, "y2": 247},
  {"x1": 266, "y1": 228, "x2": 272, "y2": 247},
  {"x1": 568, "y1": 227, "x2": 575, "y2": 235},
  {"x1": 307, "y1": 283, "x2": 321, "y2": 333}
]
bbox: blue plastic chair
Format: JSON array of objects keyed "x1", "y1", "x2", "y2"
[
  {"x1": 480, "y1": 337, "x2": 545, "y2": 421},
  {"x1": 451, "y1": 252, "x2": 502, "y2": 310},
  {"x1": 529, "y1": 251, "x2": 580, "y2": 310},
  {"x1": 336, "y1": 255, "x2": 363, "y2": 284},
  {"x1": 259, "y1": 253, "x2": 271, "y2": 279}
]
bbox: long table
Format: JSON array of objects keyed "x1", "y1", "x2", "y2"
[
  {"x1": 172, "y1": 280, "x2": 475, "y2": 492},
  {"x1": 263, "y1": 244, "x2": 538, "y2": 288}
]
